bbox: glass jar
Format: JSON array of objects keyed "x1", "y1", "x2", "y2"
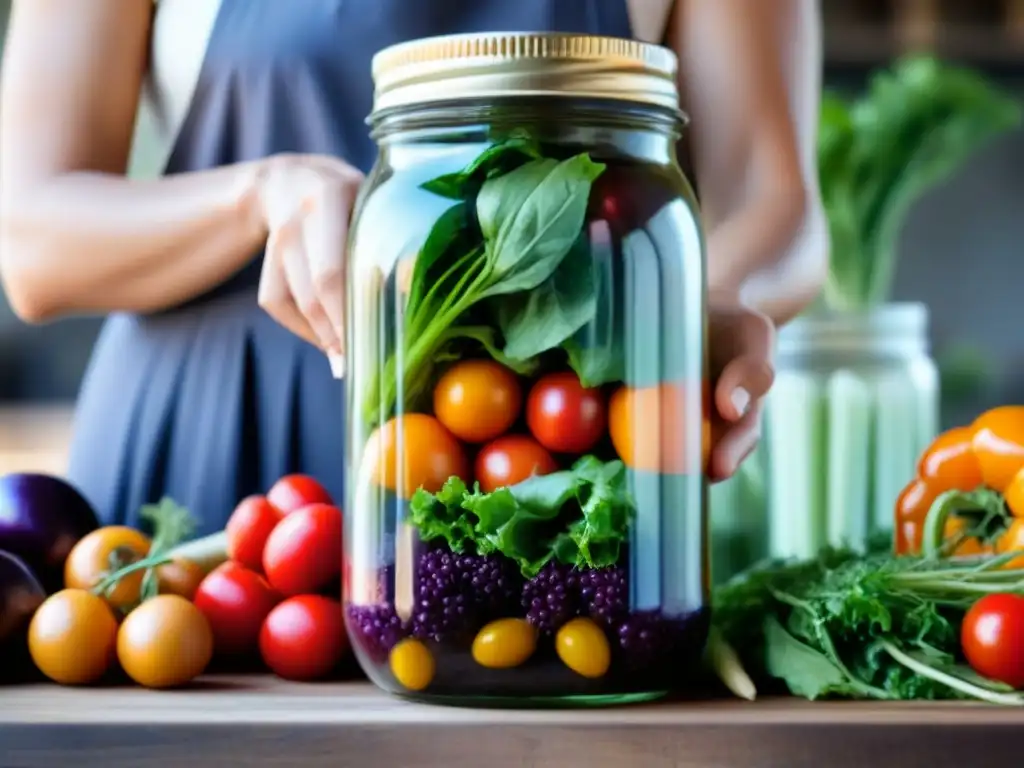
[
  {"x1": 764, "y1": 303, "x2": 939, "y2": 558},
  {"x1": 342, "y1": 33, "x2": 708, "y2": 705}
]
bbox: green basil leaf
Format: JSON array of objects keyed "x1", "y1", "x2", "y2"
[
  {"x1": 496, "y1": 234, "x2": 597, "y2": 361},
  {"x1": 477, "y1": 153, "x2": 605, "y2": 297},
  {"x1": 420, "y1": 135, "x2": 542, "y2": 200}
]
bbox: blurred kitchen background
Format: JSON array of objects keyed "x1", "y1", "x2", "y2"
[{"x1": 1, "y1": 1, "x2": 1023, "y2": 565}]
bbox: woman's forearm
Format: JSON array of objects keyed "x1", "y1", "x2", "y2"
[{"x1": 0, "y1": 163, "x2": 269, "y2": 321}]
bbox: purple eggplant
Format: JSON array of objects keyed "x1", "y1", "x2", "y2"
[
  {"x1": 0, "y1": 549, "x2": 46, "y2": 682},
  {"x1": 0, "y1": 473, "x2": 100, "y2": 593}
]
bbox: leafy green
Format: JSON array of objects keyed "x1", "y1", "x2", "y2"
[
  {"x1": 496, "y1": 233, "x2": 597, "y2": 362},
  {"x1": 477, "y1": 154, "x2": 605, "y2": 297},
  {"x1": 407, "y1": 457, "x2": 635, "y2": 577},
  {"x1": 712, "y1": 545, "x2": 1024, "y2": 704},
  {"x1": 819, "y1": 56, "x2": 1022, "y2": 310},
  {"x1": 363, "y1": 149, "x2": 606, "y2": 424},
  {"x1": 420, "y1": 134, "x2": 542, "y2": 200}
]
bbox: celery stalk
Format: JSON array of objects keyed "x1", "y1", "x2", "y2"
[
  {"x1": 765, "y1": 373, "x2": 827, "y2": 559},
  {"x1": 825, "y1": 371, "x2": 872, "y2": 548}
]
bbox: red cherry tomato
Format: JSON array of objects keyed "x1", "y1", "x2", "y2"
[
  {"x1": 225, "y1": 496, "x2": 284, "y2": 572},
  {"x1": 259, "y1": 595, "x2": 348, "y2": 681},
  {"x1": 193, "y1": 562, "x2": 279, "y2": 657},
  {"x1": 526, "y1": 372, "x2": 606, "y2": 455},
  {"x1": 266, "y1": 474, "x2": 334, "y2": 514},
  {"x1": 475, "y1": 435, "x2": 558, "y2": 493},
  {"x1": 262, "y1": 503, "x2": 343, "y2": 597},
  {"x1": 961, "y1": 594, "x2": 1024, "y2": 688},
  {"x1": 433, "y1": 359, "x2": 522, "y2": 444}
]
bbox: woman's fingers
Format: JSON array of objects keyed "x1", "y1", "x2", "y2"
[
  {"x1": 300, "y1": 170, "x2": 362, "y2": 355},
  {"x1": 712, "y1": 307, "x2": 775, "y2": 423},
  {"x1": 258, "y1": 226, "x2": 321, "y2": 349},
  {"x1": 708, "y1": 404, "x2": 763, "y2": 482}
]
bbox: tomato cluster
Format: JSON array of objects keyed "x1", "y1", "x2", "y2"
[
  {"x1": 367, "y1": 359, "x2": 711, "y2": 498},
  {"x1": 27, "y1": 474, "x2": 347, "y2": 689},
  {"x1": 895, "y1": 405, "x2": 1024, "y2": 561},
  {"x1": 198, "y1": 474, "x2": 348, "y2": 681}
]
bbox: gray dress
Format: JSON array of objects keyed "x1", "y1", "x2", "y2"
[{"x1": 67, "y1": 0, "x2": 634, "y2": 533}]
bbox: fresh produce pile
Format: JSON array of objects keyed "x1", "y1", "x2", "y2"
[
  {"x1": 347, "y1": 134, "x2": 710, "y2": 695},
  {"x1": 711, "y1": 404, "x2": 1024, "y2": 706},
  {"x1": 1, "y1": 471, "x2": 350, "y2": 688}
]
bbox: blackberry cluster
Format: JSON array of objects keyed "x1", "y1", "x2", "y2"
[
  {"x1": 521, "y1": 562, "x2": 583, "y2": 634},
  {"x1": 578, "y1": 566, "x2": 629, "y2": 626},
  {"x1": 412, "y1": 549, "x2": 522, "y2": 642},
  {"x1": 346, "y1": 604, "x2": 406, "y2": 663}
]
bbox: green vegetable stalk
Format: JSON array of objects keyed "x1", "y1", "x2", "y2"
[{"x1": 819, "y1": 56, "x2": 1022, "y2": 311}]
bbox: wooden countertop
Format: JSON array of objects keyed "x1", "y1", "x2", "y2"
[{"x1": 1, "y1": 675, "x2": 1022, "y2": 768}]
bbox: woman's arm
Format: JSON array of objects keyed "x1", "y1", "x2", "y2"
[
  {"x1": 0, "y1": 0, "x2": 268, "y2": 322},
  {"x1": 666, "y1": 0, "x2": 828, "y2": 325}
]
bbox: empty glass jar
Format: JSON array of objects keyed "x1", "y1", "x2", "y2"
[{"x1": 343, "y1": 32, "x2": 709, "y2": 705}]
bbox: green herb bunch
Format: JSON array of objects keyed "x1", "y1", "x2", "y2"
[
  {"x1": 820, "y1": 56, "x2": 1021, "y2": 310},
  {"x1": 712, "y1": 546, "x2": 1024, "y2": 705}
]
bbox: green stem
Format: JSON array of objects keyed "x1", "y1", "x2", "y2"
[
  {"x1": 92, "y1": 553, "x2": 172, "y2": 596},
  {"x1": 880, "y1": 639, "x2": 1024, "y2": 706},
  {"x1": 407, "y1": 248, "x2": 482, "y2": 338}
]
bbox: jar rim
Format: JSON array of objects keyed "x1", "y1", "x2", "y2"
[
  {"x1": 777, "y1": 303, "x2": 930, "y2": 356},
  {"x1": 370, "y1": 32, "x2": 681, "y2": 116}
]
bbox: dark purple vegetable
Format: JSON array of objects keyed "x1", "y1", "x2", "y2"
[
  {"x1": 0, "y1": 473, "x2": 100, "y2": 593},
  {"x1": 0, "y1": 549, "x2": 46, "y2": 683}
]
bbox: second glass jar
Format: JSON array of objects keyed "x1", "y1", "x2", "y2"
[{"x1": 343, "y1": 33, "x2": 708, "y2": 705}]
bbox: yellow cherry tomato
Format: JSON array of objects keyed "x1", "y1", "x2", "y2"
[
  {"x1": 471, "y1": 618, "x2": 537, "y2": 669},
  {"x1": 64, "y1": 526, "x2": 152, "y2": 609},
  {"x1": 389, "y1": 638, "x2": 435, "y2": 691},
  {"x1": 117, "y1": 595, "x2": 214, "y2": 689},
  {"x1": 556, "y1": 617, "x2": 611, "y2": 679},
  {"x1": 29, "y1": 589, "x2": 118, "y2": 685}
]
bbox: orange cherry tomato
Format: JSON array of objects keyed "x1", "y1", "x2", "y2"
[
  {"x1": 917, "y1": 426, "x2": 983, "y2": 493},
  {"x1": 997, "y1": 518, "x2": 1024, "y2": 570},
  {"x1": 28, "y1": 589, "x2": 119, "y2": 685},
  {"x1": 609, "y1": 380, "x2": 710, "y2": 475},
  {"x1": 64, "y1": 526, "x2": 152, "y2": 610},
  {"x1": 894, "y1": 479, "x2": 939, "y2": 555},
  {"x1": 433, "y1": 360, "x2": 522, "y2": 444},
  {"x1": 365, "y1": 414, "x2": 469, "y2": 497},
  {"x1": 971, "y1": 406, "x2": 1024, "y2": 493},
  {"x1": 475, "y1": 435, "x2": 558, "y2": 493},
  {"x1": 1003, "y1": 465, "x2": 1024, "y2": 519},
  {"x1": 155, "y1": 558, "x2": 206, "y2": 601}
]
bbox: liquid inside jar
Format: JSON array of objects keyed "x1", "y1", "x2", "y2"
[{"x1": 344, "y1": 122, "x2": 708, "y2": 705}]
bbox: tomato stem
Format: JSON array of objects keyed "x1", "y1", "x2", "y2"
[{"x1": 91, "y1": 554, "x2": 173, "y2": 597}]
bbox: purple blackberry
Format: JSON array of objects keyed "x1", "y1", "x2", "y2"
[
  {"x1": 412, "y1": 550, "x2": 521, "y2": 641},
  {"x1": 522, "y1": 562, "x2": 583, "y2": 634},
  {"x1": 347, "y1": 604, "x2": 406, "y2": 663},
  {"x1": 578, "y1": 566, "x2": 629, "y2": 626}
]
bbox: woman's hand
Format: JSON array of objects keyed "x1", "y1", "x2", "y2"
[
  {"x1": 256, "y1": 154, "x2": 365, "y2": 359},
  {"x1": 707, "y1": 299, "x2": 776, "y2": 482}
]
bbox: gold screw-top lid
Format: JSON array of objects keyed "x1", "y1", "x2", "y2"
[{"x1": 370, "y1": 32, "x2": 679, "y2": 115}]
